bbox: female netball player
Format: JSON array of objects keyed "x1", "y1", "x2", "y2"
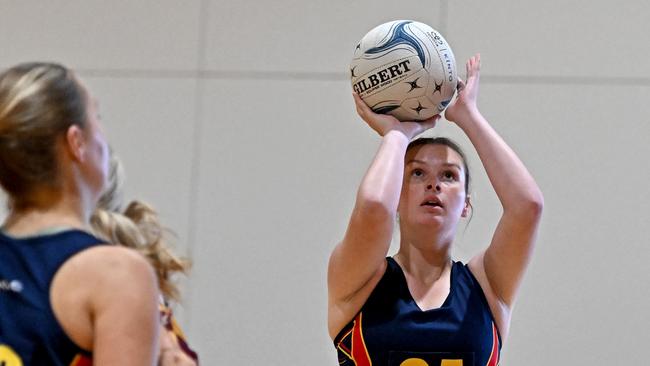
[
  {"x1": 328, "y1": 55, "x2": 543, "y2": 365},
  {"x1": 0, "y1": 63, "x2": 159, "y2": 365},
  {"x1": 91, "y1": 152, "x2": 199, "y2": 365}
]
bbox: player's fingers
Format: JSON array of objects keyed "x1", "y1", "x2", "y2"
[
  {"x1": 418, "y1": 114, "x2": 440, "y2": 130},
  {"x1": 353, "y1": 93, "x2": 368, "y2": 117},
  {"x1": 467, "y1": 54, "x2": 481, "y2": 78}
]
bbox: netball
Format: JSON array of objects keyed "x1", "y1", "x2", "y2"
[{"x1": 350, "y1": 20, "x2": 458, "y2": 121}]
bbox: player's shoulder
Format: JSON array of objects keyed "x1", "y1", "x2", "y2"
[{"x1": 62, "y1": 244, "x2": 155, "y2": 285}]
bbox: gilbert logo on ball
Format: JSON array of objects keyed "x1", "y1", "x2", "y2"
[{"x1": 350, "y1": 20, "x2": 457, "y2": 121}]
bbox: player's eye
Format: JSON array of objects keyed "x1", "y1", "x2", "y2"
[{"x1": 441, "y1": 170, "x2": 457, "y2": 181}]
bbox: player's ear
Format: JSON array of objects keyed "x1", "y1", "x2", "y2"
[
  {"x1": 462, "y1": 195, "x2": 471, "y2": 218},
  {"x1": 65, "y1": 124, "x2": 87, "y2": 162}
]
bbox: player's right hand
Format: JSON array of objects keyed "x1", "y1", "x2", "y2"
[{"x1": 353, "y1": 92, "x2": 438, "y2": 139}]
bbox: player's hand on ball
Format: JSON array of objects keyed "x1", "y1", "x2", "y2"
[
  {"x1": 445, "y1": 54, "x2": 481, "y2": 124},
  {"x1": 353, "y1": 93, "x2": 438, "y2": 139}
]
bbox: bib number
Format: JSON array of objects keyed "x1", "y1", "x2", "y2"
[
  {"x1": 401, "y1": 358, "x2": 463, "y2": 366},
  {"x1": 0, "y1": 345, "x2": 23, "y2": 366}
]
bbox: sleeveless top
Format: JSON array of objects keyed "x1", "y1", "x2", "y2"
[
  {"x1": 334, "y1": 257, "x2": 501, "y2": 366},
  {"x1": 0, "y1": 229, "x2": 105, "y2": 366}
]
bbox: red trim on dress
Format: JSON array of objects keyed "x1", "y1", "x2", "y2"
[
  {"x1": 351, "y1": 313, "x2": 372, "y2": 366},
  {"x1": 485, "y1": 322, "x2": 500, "y2": 366}
]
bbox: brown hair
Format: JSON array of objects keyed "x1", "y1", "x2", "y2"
[{"x1": 0, "y1": 63, "x2": 86, "y2": 200}]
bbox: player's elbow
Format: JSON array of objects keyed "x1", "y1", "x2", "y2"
[
  {"x1": 505, "y1": 189, "x2": 544, "y2": 222},
  {"x1": 517, "y1": 190, "x2": 544, "y2": 221},
  {"x1": 355, "y1": 194, "x2": 395, "y2": 223},
  {"x1": 527, "y1": 189, "x2": 544, "y2": 216}
]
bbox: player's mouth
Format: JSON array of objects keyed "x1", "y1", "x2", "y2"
[{"x1": 421, "y1": 197, "x2": 443, "y2": 208}]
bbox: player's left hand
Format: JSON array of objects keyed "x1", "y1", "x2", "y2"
[{"x1": 445, "y1": 54, "x2": 481, "y2": 124}]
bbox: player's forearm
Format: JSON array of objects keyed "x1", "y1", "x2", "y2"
[
  {"x1": 356, "y1": 130, "x2": 409, "y2": 217},
  {"x1": 458, "y1": 109, "x2": 544, "y2": 214}
]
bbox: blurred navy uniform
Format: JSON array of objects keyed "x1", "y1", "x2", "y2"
[{"x1": 0, "y1": 229, "x2": 103, "y2": 366}]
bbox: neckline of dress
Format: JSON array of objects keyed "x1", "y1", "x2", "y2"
[{"x1": 388, "y1": 256, "x2": 455, "y2": 312}]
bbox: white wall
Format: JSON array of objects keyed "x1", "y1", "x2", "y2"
[{"x1": 2, "y1": 0, "x2": 650, "y2": 364}]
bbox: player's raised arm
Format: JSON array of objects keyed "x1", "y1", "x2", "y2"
[{"x1": 327, "y1": 93, "x2": 437, "y2": 338}]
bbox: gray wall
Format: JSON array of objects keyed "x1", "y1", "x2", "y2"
[{"x1": 2, "y1": 0, "x2": 650, "y2": 364}]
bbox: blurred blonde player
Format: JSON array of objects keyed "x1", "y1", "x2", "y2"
[{"x1": 0, "y1": 62, "x2": 159, "y2": 365}]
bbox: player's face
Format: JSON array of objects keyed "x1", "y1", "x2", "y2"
[{"x1": 398, "y1": 144, "x2": 468, "y2": 231}]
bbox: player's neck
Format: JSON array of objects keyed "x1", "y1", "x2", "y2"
[
  {"x1": 394, "y1": 242, "x2": 452, "y2": 286},
  {"x1": 3, "y1": 192, "x2": 88, "y2": 237}
]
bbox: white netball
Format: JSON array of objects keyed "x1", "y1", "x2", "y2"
[{"x1": 350, "y1": 20, "x2": 457, "y2": 121}]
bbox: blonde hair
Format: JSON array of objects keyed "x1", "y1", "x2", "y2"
[
  {"x1": 91, "y1": 153, "x2": 190, "y2": 302},
  {"x1": 0, "y1": 63, "x2": 87, "y2": 201}
]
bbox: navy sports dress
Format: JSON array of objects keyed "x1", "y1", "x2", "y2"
[
  {"x1": 0, "y1": 229, "x2": 104, "y2": 366},
  {"x1": 334, "y1": 257, "x2": 501, "y2": 366}
]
